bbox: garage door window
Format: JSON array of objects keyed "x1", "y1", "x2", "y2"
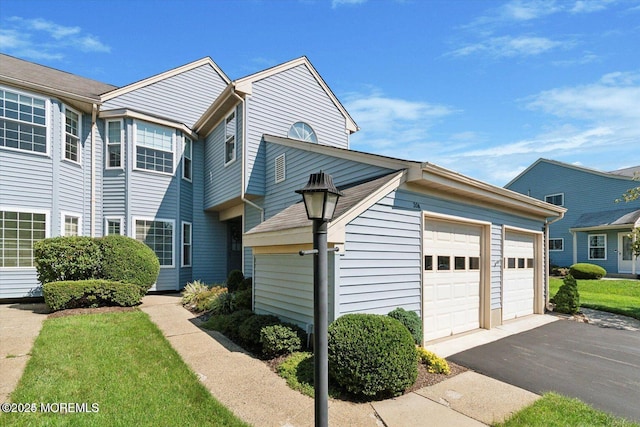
[
  {"x1": 426, "y1": 255, "x2": 480, "y2": 271},
  {"x1": 438, "y1": 256, "x2": 450, "y2": 270},
  {"x1": 469, "y1": 257, "x2": 480, "y2": 270},
  {"x1": 506, "y1": 257, "x2": 534, "y2": 269}
]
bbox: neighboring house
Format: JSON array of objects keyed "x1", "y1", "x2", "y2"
[
  {"x1": 505, "y1": 158, "x2": 640, "y2": 277},
  {"x1": 0, "y1": 53, "x2": 565, "y2": 344}
]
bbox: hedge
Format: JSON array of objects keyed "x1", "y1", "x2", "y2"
[
  {"x1": 569, "y1": 263, "x2": 606, "y2": 280},
  {"x1": 43, "y1": 280, "x2": 143, "y2": 311},
  {"x1": 34, "y1": 236, "x2": 102, "y2": 284},
  {"x1": 98, "y1": 235, "x2": 160, "y2": 293}
]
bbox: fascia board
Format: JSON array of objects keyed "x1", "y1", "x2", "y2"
[
  {"x1": 193, "y1": 84, "x2": 241, "y2": 136},
  {"x1": 0, "y1": 76, "x2": 100, "y2": 110},
  {"x1": 99, "y1": 108, "x2": 198, "y2": 139},
  {"x1": 244, "y1": 226, "x2": 312, "y2": 247}
]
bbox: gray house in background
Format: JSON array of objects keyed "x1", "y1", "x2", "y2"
[{"x1": 0, "y1": 53, "x2": 564, "y2": 344}]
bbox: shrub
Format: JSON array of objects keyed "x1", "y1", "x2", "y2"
[
  {"x1": 34, "y1": 236, "x2": 102, "y2": 284},
  {"x1": 388, "y1": 307, "x2": 423, "y2": 345},
  {"x1": 569, "y1": 263, "x2": 606, "y2": 280},
  {"x1": 194, "y1": 286, "x2": 227, "y2": 312},
  {"x1": 277, "y1": 352, "x2": 315, "y2": 397},
  {"x1": 181, "y1": 280, "x2": 210, "y2": 306},
  {"x1": 553, "y1": 274, "x2": 580, "y2": 314},
  {"x1": 226, "y1": 270, "x2": 244, "y2": 293},
  {"x1": 233, "y1": 287, "x2": 252, "y2": 311},
  {"x1": 237, "y1": 314, "x2": 281, "y2": 354},
  {"x1": 210, "y1": 292, "x2": 235, "y2": 315},
  {"x1": 260, "y1": 323, "x2": 306, "y2": 358},
  {"x1": 328, "y1": 313, "x2": 418, "y2": 399},
  {"x1": 98, "y1": 235, "x2": 160, "y2": 294},
  {"x1": 239, "y1": 277, "x2": 252, "y2": 291},
  {"x1": 222, "y1": 310, "x2": 255, "y2": 341},
  {"x1": 43, "y1": 280, "x2": 142, "y2": 311},
  {"x1": 416, "y1": 347, "x2": 450, "y2": 374}
]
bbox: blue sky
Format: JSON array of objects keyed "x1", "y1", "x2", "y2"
[{"x1": 1, "y1": 0, "x2": 639, "y2": 185}]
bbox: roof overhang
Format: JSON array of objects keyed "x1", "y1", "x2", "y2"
[
  {"x1": 99, "y1": 108, "x2": 198, "y2": 139},
  {"x1": 570, "y1": 208, "x2": 640, "y2": 232},
  {"x1": 192, "y1": 84, "x2": 243, "y2": 137},
  {"x1": 0, "y1": 76, "x2": 101, "y2": 113}
]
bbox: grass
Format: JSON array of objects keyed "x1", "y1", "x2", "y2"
[
  {"x1": 550, "y1": 278, "x2": 640, "y2": 320},
  {"x1": 0, "y1": 310, "x2": 249, "y2": 427},
  {"x1": 495, "y1": 392, "x2": 639, "y2": 427}
]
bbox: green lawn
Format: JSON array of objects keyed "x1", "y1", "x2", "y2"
[
  {"x1": 495, "y1": 392, "x2": 639, "y2": 427},
  {"x1": 1, "y1": 311, "x2": 249, "y2": 427},
  {"x1": 550, "y1": 278, "x2": 640, "y2": 320}
]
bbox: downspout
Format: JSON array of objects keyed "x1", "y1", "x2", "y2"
[
  {"x1": 91, "y1": 104, "x2": 98, "y2": 237},
  {"x1": 544, "y1": 211, "x2": 565, "y2": 309}
]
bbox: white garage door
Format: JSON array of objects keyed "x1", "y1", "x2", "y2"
[
  {"x1": 423, "y1": 219, "x2": 482, "y2": 342},
  {"x1": 503, "y1": 231, "x2": 535, "y2": 321}
]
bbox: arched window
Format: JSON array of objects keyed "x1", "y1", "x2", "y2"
[{"x1": 288, "y1": 122, "x2": 317, "y2": 143}]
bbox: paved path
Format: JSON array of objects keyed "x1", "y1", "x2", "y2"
[{"x1": 449, "y1": 319, "x2": 640, "y2": 423}]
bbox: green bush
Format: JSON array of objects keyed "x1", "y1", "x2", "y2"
[
  {"x1": 193, "y1": 286, "x2": 227, "y2": 312},
  {"x1": 43, "y1": 280, "x2": 142, "y2": 311},
  {"x1": 416, "y1": 347, "x2": 450, "y2": 374},
  {"x1": 552, "y1": 274, "x2": 580, "y2": 314},
  {"x1": 226, "y1": 270, "x2": 244, "y2": 293},
  {"x1": 210, "y1": 292, "x2": 235, "y2": 315},
  {"x1": 277, "y1": 352, "x2": 315, "y2": 397},
  {"x1": 98, "y1": 235, "x2": 160, "y2": 294},
  {"x1": 181, "y1": 280, "x2": 210, "y2": 306},
  {"x1": 239, "y1": 277, "x2": 252, "y2": 291},
  {"x1": 260, "y1": 323, "x2": 306, "y2": 358},
  {"x1": 34, "y1": 236, "x2": 102, "y2": 284},
  {"x1": 222, "y1": 310, "x2": 255, "y2": 342},
  {"x1": 238, "y1": 314, "x2": 281, "y2": 354},
  {"x1": 569, "y1": 263, "x2": 606, "y2": 280},
  {"x1": 387, "y1": 307, "x2": 423, "y2": 345},
  {"x1": 328, "y1": 313, "x2": 418, "y2": 399},
  {"x1": 233, "y1": 287, "x2": 252, "y2": 311}
]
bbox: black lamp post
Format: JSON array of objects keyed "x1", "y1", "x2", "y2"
[{"x1": 296, "y1": 171, "x2": 342, "y2": 427}]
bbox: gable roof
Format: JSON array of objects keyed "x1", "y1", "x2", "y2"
[
  {"x1": 234, "y1": 56, "x2": 358, "y2": 133},
  {"x1": 0, "y1": 53, "x2": 117, "y2": 110},
  {"x1": 571, "y1": 207, "x2": 640, "y2": 231},
  {"x1": 506, "y1": 158, "x2": 639, "y2": 187}
]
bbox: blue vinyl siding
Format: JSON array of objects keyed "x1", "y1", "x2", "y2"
[
  {"x1": 244, "y1": 199, "x2": 263, "y2": 276},
  {"x1": 245, "y1": 64, "x2": 350, "y2": 196},
  {"x1": 102, "y1": 64, "x2": 227, "y2": 127}
]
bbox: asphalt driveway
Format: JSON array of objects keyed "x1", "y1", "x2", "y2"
[{"x1": 448, "y1": 320, "x2": 640, "y2": 423}]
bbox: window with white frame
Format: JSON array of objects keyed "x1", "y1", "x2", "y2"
[
  {"x1": 106, "y1": 120, "x2": 122, "y2": 168},
  {"x1": 64, "y1": 108, "x2": 80, "y2": 162},
  {"x1": 0, "y1": 88, "x2": 47, "y2": 154},
  {"x1": 288, "y1": 121, "x2": 317, "y2": 143},
  {"x1": 549, "y1": 238, "x2": 564, "y2": 251},
  {"x1": 588, "y1": 234, "x2": 606, "y2": 260},
  {"x1": 545, "y1": 193, "x2": 564, "y2": 206},
  {"x1": 105, "y1": 218, "x2": 123, "y2": 235},
  {"x1": 225, "y1": 111, "x2": 236, "y2": 164},
  {"x1": 0, "y1": 210, "x2": 47, "y2": 267},
  {"x1": 182, "y1": 221, "x2": 192, "y2": 267},
  {"x1": 62, "y1": 213, "x2": 81, "y2": 236},
  {"x1": 182, "y1": 137, "x2": 192, "y2": 181},
  {"x1": 135, "y1": 219, "x2": 173, "y2": 266},
  {"x1": 135, "y1": 122, "x2": 174, "y2": 174}
]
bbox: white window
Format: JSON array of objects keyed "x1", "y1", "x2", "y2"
[
  {"x1": 545, "y1": 193, "x2": 564, "y2": 206},
  {"x1": 64, "y1": 108, "x2": 81, "y2": 163},
  {"x1": 61, "y1": 212, "x2": 81, "y2": 236},
  {"x1": 182, "y1": 137, "x2": 192, "y2": 181},
  {"x1": 182, "y1": 221, "x2": 192, "y2": 267},
  {"x1": 106, "y1": 120, "x2": 123, "y2": 169},
  {"x1": 588, "y1": 234, "x2": 606, "y2": 260},
  {"x1": 134, "y1": 218, "x2": 174, "y2": 267},
  {"x1": 225, "y1": 111, "x2": 236, "y2": 164},
  {"x1": 0, "y1": 88, "x2": 47, "y2": 154},
  {"x1": 549, "y1": 238, "x2": 564, "y2": 251},
  {"x1": 275, "y1": 153, "x2": 286, "y2": 183},
  {"x1": 105, "y1": 217, "x2": 123, "y2": 235},
  {"x1": 288, "y1": 122, "x2": 317, "y2": 143},
  {"x1": 135, "y1": 122, "x2": 174, "y2": 174},
  {"x1": 0, "y1": 209, "x2": 48, "y2": 267}
]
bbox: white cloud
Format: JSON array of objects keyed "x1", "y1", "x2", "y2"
[
  {"x1": 332, "y1": 0, "x2": 367, "y2": 8},
  {"x1": 450, "y1": 35, "x2": 568, "y2": 58}
]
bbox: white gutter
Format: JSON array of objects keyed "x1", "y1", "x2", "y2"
[
  {"x1": 91, "y1": 104, "x2": 98, "y2": 237},
  {"x1": 239, "y1": 92, "x2": 264, "y2": 222}
]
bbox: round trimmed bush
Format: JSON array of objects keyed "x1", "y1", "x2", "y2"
[
  {"x1": 328, "y1": 313, "x2": 418, "y2": 399},
  {"x1": 260, "y1": 323, "x2": 306, "y2": 358},
  {"x1": 569, "y1": 263, "x2": 606, "y2": 280},
  {"x1": 388, "y1": 307, "x2": 423, "y2": 345},
  {"x1": 238, "y1": 314, "x2": 281, "y2": 354},
  {"x1": 98, "y1": 235, "x2": 160, "y2": 294},
  {"x1": 226, "y1": 270, "x2": 244, "y2": 293}
]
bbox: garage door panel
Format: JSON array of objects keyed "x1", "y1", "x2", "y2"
[{"x1": 503, "y1": 232, "x2": 535, "y2": 321}]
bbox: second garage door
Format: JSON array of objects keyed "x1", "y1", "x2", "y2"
[
  {"x1": 503, "y1": 231, "x2": 535, "y2": 321},
  {"x1": 423, "y1": 219, "x2": 482, "y2": 342}
]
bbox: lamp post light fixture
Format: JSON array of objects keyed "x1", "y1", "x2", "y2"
[{"x1": 296, "y1": 171, "x2": 343, "y2": 427}]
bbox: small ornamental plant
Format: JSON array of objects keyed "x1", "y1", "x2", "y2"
[{"x1": 552, "y1": 274, "x2": 580, "y2": 314}]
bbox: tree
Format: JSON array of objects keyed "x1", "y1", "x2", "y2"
[{"x1": 616, "y1": 173, "x2": 640, "y2": 257}]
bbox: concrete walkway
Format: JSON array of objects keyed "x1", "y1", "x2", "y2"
[{"x1": 3, "y1": 295, "x2": 612, "y2": 426}]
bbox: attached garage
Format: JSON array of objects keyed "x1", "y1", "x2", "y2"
[
  {"x1": 422, "y1": 216, "x2": 488, "y2": 341},
  {"x1": 502, "y1": 229, "x2": 542, "y2": 321}
]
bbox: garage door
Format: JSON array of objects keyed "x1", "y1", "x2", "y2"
[
  {"x1": 503, "y1": 231, "x2": 535, "y2": 321},
  {"x1": 423, "y1": 219, "x2": 482, "y2": 342}
]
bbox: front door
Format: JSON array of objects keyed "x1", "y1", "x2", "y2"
[
  {"x1": 618, "y1": 232, "x2": 639, "y2": 274},
  {"x1": 227, "y1": 217, "x2": 243, "y2": 274}
]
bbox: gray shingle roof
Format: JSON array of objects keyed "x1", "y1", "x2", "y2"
[
  {"x1": 572, "y1": 207, "x2": 640, "y2": 229},
  {"x1": 246, "y1": 171, "x2": 404, "y2": 235},
  {"x1": 0, "y1": 54, "x2": 117, "y2": 101},
  {"x1": 609, "y1": 165, "x2": 640, "y2": 177}
]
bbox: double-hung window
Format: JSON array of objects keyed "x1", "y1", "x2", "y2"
[
  {"x1": 588, "y1": 234, "x2": 606, "y2": 260},
  {"x1": 61, "y1": 212, "x2": 81, "y2": 236},
  {"x1": 64, "y1": 108, "x2": 81, "y2": 162},
  {"x1": 549, "y1": 238, "x2": 564, "y2": 251},
  {"x1": 106, "y1": 120, "x2": 122, "y2": 168},
  {"x1": 225, "y1": 111, "x2": 236, "y2": 164},
  {"x1": 545, "y1": 193, "x2": 564, "y2": 206},
  {"x1": 0, "y1": 210, "x2": 47, "y2": 267},
  {"x1": 0, "y1": 88, "x2": 47, "y2": 154},
  {"x1": 135, "y1": 122, "x2": 174, "y2": 174},
  {"x1": 182, "y1": 222, "x2": 192, "y2": 267},
  {"x1": 135, "y1": 218, "x2": 174, "y2": 267},
  {"x1": 105, "y1": 217, "x2": 123, "y2": 235},
  {"x1": 182, "y1": 137, "x2": 192, "y2": 181}
]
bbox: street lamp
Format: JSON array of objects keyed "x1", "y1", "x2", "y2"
[{"x1": 296, "y1": 171, "x2": 343, "y2": 427}]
